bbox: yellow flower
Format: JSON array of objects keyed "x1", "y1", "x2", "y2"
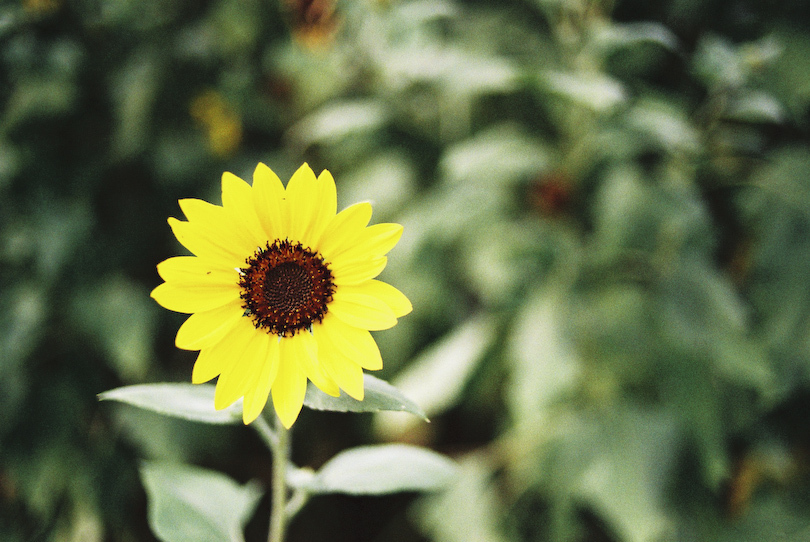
[
  {"x1": 151, "y1": 163, "x2": 411, "y2": 427},
  {"x1": 189, "y1": 90, "x2": 243, "y2": 158}
]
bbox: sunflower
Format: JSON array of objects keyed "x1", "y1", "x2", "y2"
[{"x1": 151, "y1": 163, "x2": 411, "y2": 427}]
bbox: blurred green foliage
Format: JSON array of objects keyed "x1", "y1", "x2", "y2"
[{"x1": 3, "y1": 0, "x2": 810, "y2": 540}]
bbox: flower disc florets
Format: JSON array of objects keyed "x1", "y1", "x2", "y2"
[{"x1": 239, "y1": 239, "x2": 334, "y2": 337}]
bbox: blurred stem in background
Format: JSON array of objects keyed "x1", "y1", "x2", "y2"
[{"x1": 264, "y1": 416, "x2": 289, "y2": 542}]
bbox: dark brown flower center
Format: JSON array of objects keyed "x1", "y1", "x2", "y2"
[{"x1": 239, "y1": 239, "x2": 334, "y2": 337}]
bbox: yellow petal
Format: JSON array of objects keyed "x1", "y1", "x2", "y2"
[
  {"x1": 221, "y1": 171, "x2": 267, "y2": 247},
  {"x1": 168, "y1": 218, "x2": 246, "y2": 267},
  {"x1": 356, "y1": 280, "x2": 412, "y2": 318},
  {"x1": 175, "y1": 300, "x2": 244, "y2": 350},
  {"x1": 306, "y1": 169, "x2": 338, "y2": 247},
  {"x1": 150, "y1": 281, "x2": 239, "y2": 314},
  {"x1": 328, "y1": 357, "x2": 365, "y2": 401},
  {"x1": 214, "y1": 319, "x2": 271, "y2": 410},
  {"x1": 329, "y1": 288, "x2": 398, "y2": 330},
  {"x1": 178, "y1": 199, "x2": 257, "y2": 258},
  {"x1": 272, "y1": 343, "x2": 308, "y2": 428},
  {"x1": 287, "y1": 332, "x2": 340, "y2": 397},
  {"x1": 329, "y1": 223, "x2": 403, "y2": 266},
  {"x1": 332, "y1": 256, "x2": 387, "y2": 286},
  {"x1": 191, "y1": 317, "x2": 257, "y2": 384},
  {"x1": 317, "y1": 312, "x2": 382, "y2": 370},
  {"x1": 313, "y1": 325, "x2": 365, "y2": 400},
  {"x1": 284, "y1": 163, "x2": 319, "y2": 242},
  {"x1": 191, "y1": 349, "x2": 221, "y2": 383},
  {"x1": 156, "y1": 256, "x2": 237, "y2": 286},
  {"x1": 252, "y1": 162, "x2": 287, "y2": 241},
  {"x1": 242, "y1": 336, "x2": 281, "y2": 424},
  {"x1": 317, "y1": 202, "x2": 372, "y2": 260}
]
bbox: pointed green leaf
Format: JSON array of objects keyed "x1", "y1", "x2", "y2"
[
  {"x1": 288, "y1": 99, "x2": 388, "y2": 146},
  {"x1": 543, "y1": 71, "x2": 627, "y2": 112},
  {"x1": 292, "y1": 444, "x2": 456, "y2": 495},
  {"x1": 441, "y1": 123, "x2": 550, "y2": 187},
  {"x1": 140, "y1": 461, "x2": 262, "y2": 542},
  {"x1": 593, "y1": 21, "x2": 679, "y2": 53},
  {"x1": 99, "y1": 383, "x2": 242, "y2": 425},
  {"x1": 574, "y1": 409, "x2": 679, "y2": 542},
  {"x1": 303, "y1": 374, "x2": 427, "y2": 420}
]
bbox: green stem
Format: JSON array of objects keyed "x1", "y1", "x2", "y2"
[
  {"x1": 285, "y1": 487, "x2": 310, "y2": 519},
  {"x1": 253, "y1": 414, "x2": 279, "y2": 450},
  {"x1": 268, "y1": 415, "x2": 289, "y2": 542}
]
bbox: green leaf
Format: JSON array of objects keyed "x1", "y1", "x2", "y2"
[
  {"x1": 441, "y1": 123, "x2": 550, "y2": 186},
  {"x1": 543, "y1": 71, "x2": 627, "y2": 112},
  {"x1": 98, "y1": 383, "x2": 242, "y2": 425},
  {"x1": 593, "y1": 21, "x2": 679, "y2": 53},
  {"x1": 374, "y1": 314, "x2": 496, "y2": 439},
  {"x1": 573, "y1": 409, "x2": 679, "y2": 542},
  {"x1": 507, "y1": 289, "x2": 581, "y2": 429},
  {"x1": 291, "y1": 444, "x2": 456, "y2": 495},
  {"x1": 140, "y1": 461, "x2": 262, "y2": 542},
  {"x1": 693, "y1": 35, "x2": 746, "y2": 90},
  {"x1": 340, "y1": 151, "x2": 417, "y2": 218},
  {"x1": 288, "y1": 99, "x2": 388, "y2": 147},
  {"x1": 724, "y1": 90, "x2": 785, "y2": 123},
  {"x1": 751, "y1": 146, "x2": 810, "y2": 213},
  {"x1": 73, "y1": 276, "x2": 157, "y2": 382},
  {"x1": 625, "y1": 99, "x2": 700, "y2": 153},
  {"x1": 303, "y1": 374, "x2": 427, "y2": 420},
  {"x1": 110, "y1": 49, "x2": 160, "y2": 159},
  {"x1": 2, "y1": 77, "x2": 78, "y2": 130}
]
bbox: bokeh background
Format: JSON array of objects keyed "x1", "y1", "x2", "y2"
[{"x1": 4, "y1": 0, "x2": 810, "y2": 540}]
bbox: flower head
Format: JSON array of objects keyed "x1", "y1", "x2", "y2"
[{"x1": 151, "y1": 163, "x2": 411, "y2": 427}]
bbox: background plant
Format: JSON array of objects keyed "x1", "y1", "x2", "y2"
[{"x1": 3, "y1": 0, "x2": 810, "y2": 541}]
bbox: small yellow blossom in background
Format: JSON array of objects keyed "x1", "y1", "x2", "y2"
[
  {"x1": 282, "y1": 0, "x2": 341, "y2": 49},
  {"x1": 151, "y1": 163, "x2": 411, "y2": 427},
  {"x1": 189, "y1": 90, "x2": 243, "y2": 158},
  {"x1": 23, "y1": 0, "x2": 61, "y2": 14}
]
